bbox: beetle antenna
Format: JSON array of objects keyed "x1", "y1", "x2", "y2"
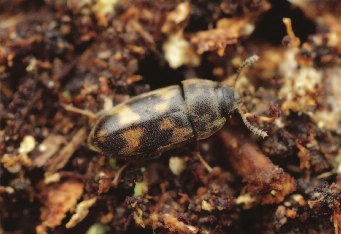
[
  {"x1": 233, "y1": 55, "x2": 268, "y2": 138},
  {"x1": 233, "y1": 55, "x2": 259, "y2": 99},
  {"x1": 237, "y1": 108, "x2": 268, "y2": 138}
]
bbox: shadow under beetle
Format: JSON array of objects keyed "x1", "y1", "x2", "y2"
[{"x1": 64, "y1": 55, "x2": 267, "y2": 160}]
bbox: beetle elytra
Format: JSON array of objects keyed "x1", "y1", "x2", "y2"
[{"x1": 64, "y1": 55, "x2": 267, "y2": 160}]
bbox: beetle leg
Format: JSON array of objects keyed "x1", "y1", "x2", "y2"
[
  {"x1": 112, "y1": 161, "x2": 132, "y2": 188},
  {"x1": 195, "y1": 152, "x2": 213, "y2": 173},
  {"x1": 111, "y1": 153, "x2": 162, "y2": 187},
  {"x1": 244, "y1": 113, "x2": 275, "y2": 123},
  {"x1": 194, "y1": 144, "x2": 213, "y2": 173},
  {"x1": 184, "y1": 143, "x2": 213, "y2": 173},
  {"x1": 61, "y1": 103, "x2": 98, "y2": 119}
]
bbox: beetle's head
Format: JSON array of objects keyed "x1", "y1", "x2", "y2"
[
  {"x1": 223, "y1": 55, "x2": 268, "y2": 138},
  {"x1": 220, "y1": 55, "x2": 259, "y2": 113},
  {"x1": 220, "y1": 84, "x2": 238, "y2": 114}
]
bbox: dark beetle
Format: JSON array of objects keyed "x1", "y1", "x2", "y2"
[{"x1": 86, "y1": 55, "x2": 267, "y2": 160}]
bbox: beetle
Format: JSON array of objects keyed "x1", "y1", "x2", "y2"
[{"x1": 68, "y1": 55, "x2": 267, "y2": 160}]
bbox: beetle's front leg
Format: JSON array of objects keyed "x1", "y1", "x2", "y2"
[{"x1": 244, "y1": 113, "x2": 275, "y2": 123}]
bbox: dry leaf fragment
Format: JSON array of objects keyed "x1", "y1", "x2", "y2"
[
  {"x1": 37, "y1": 179, "x2": 84, "y2": 233},
  {"x1": 66, "y1": 197, "x2": 97, "y2": 228}
]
